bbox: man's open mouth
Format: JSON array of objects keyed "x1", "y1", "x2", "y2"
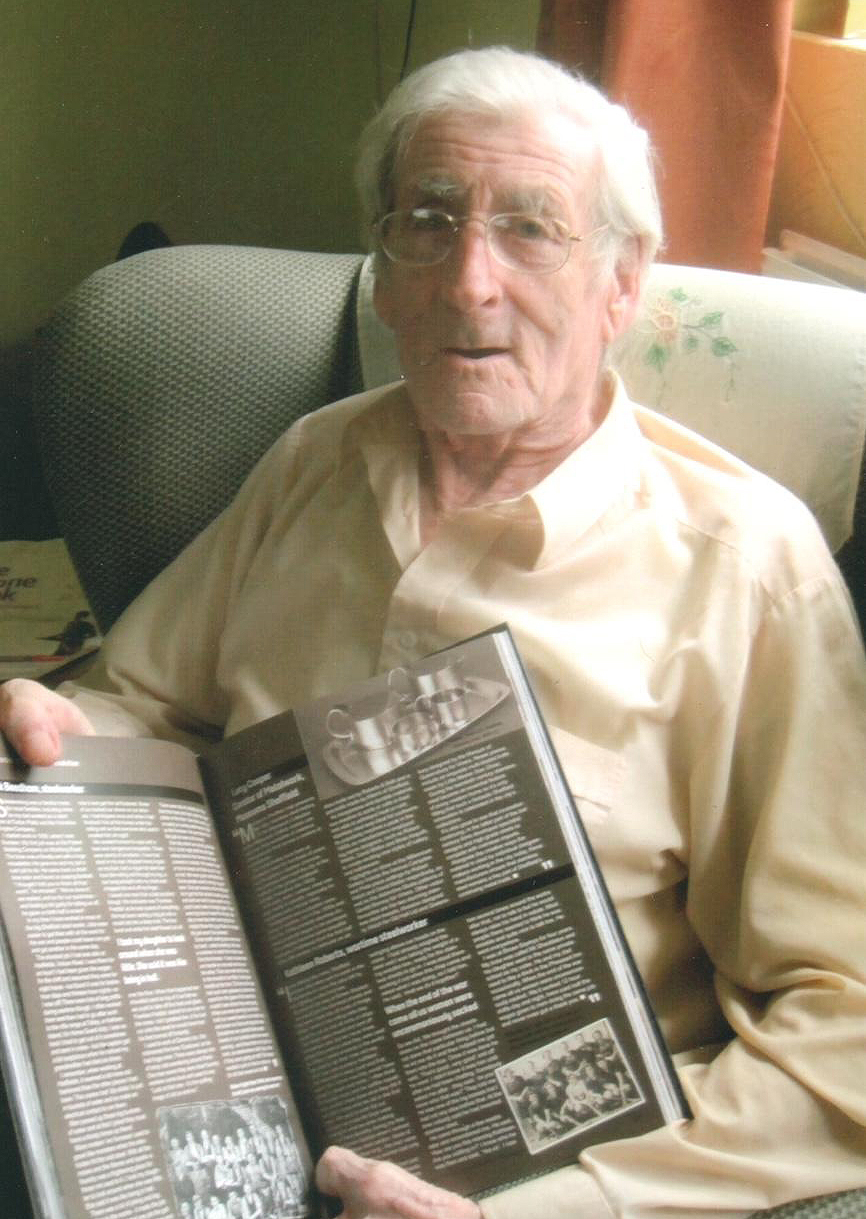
[{"x1": 443, "y1": 347, "x2": 508, "y2": 359}]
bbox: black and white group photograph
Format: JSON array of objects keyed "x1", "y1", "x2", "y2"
[
  {"x1": 497, "y1": 1018, "x2": 644, "y2": 1153},
  {"x1": 158, "y1": 1097, "x2": 312, "y2": 1219}
]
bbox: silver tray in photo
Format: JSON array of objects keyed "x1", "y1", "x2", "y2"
[{"x1": 322, "y1": 676, "x2": 510, "y2": 787}]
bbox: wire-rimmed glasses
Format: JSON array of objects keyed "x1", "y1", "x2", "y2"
[{"x1": 375, "y1": 208, "x2": 607, "y2": 274}]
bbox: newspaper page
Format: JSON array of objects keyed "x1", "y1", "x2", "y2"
[{"x1": 0, "y1": 737, "x2": 315, "y2": 1219}]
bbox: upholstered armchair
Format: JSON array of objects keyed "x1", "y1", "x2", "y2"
[{"x1": 25, "y1": 245, "x2": 866, "y2": 1219}]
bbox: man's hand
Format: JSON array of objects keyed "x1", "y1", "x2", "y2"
[
  {"x1": 0, "y1": 678, "x2": 94, "y2": 766},
  {"x1": 316, "y1": 1146, "x2": 482, "y2": 1219}
]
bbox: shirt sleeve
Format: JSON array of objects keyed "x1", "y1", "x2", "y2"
[
  {"x1": 484, "y1": 571, "x2": 866, "y2": 1218},
  {"x1": 58, "y1": 427, "x2": 301, "y2": 747}
]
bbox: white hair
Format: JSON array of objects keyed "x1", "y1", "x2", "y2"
[{"x1": 355, "y1": 45, "x2": 663, "y2": 281}]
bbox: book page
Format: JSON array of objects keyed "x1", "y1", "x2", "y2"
[
  {"x1": 205, "y1": 628, "x2": 682, "y2": 1199},
  {"x1": 0, "y1": 737, "x2": 316, "y2": 1219}
]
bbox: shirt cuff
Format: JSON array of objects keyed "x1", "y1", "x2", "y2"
[{"x1": 479, "y1": 1166, "x2": 614, "y2": 1219}]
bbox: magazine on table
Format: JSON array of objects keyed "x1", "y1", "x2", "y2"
[{"x1": 0, "y1": 539, "x2": 100, "y2": 682}]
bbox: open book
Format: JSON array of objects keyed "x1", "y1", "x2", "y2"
[{"x1": 0, "y1": 625, "x2": 687, "y2": 1219}]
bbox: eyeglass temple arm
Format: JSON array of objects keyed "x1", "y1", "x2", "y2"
[{"x1": 570, "y1": 223, "x2": 610, "y2": 244}]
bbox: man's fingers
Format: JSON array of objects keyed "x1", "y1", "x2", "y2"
[
  {"x1": 316, "y1": 1146, "x2": 481, "y2": 1219},
  {"x1": 0, "y1": 679, "x2": 95, "y2": 766},
  {"x1": 315, "y1": 1145, "x2": 365, "y2": 1205}
]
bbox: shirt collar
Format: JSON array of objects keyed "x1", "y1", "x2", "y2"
[
  {"x1": 520, "y1": 372, "x2": 644, "y2": 567},
  {"x1": 348, "y1": 383, "x2": 425, "y2": 569},
  {"x1": 345, "y1": 373, "x2": 644, "y2": 571}
]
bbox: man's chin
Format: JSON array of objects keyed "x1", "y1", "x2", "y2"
[{"x1": 413, "y1": 392, "x2": 530, "y2": 438}]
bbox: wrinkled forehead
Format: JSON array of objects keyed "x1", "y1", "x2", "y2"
[{"x1": 391, "y1": 108, "x2": 602, "y2": 219}]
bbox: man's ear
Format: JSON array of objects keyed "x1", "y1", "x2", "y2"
[
  {"x1": 602, "y1": 245, "x2": 646, "y2": 344},
  {"x1": 372, "y1": 263, "x2": 396, "y2": 331}
]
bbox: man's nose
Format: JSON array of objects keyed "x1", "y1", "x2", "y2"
[{"x1": 439, "y1": 218, "x2": 502, "y2": 310}]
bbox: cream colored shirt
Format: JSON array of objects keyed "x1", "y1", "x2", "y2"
[{"x1": 67, "y1": 376, "x2": 866, "y2": 1217}]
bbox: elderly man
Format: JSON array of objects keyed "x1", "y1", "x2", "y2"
[{"x1": 2, "y1": 46, "x2": 866, "y2": 1219}]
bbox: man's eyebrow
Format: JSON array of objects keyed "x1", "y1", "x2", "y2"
[
  {"x1": 500, "y1": 186, "x2": 564, "y2": 216},
  {"x1": 404, "y1": 178, "x2": 567, "y2": 218},
  {"x1": 409, "y1": 178, "x2": 468, "y2": 207}
]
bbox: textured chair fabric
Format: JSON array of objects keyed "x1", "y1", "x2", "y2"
[
  {"x1": 759, "y1": 1190, "x2": 866, "y2": 1219},
  {"x1": 33, "y1": 245, "x2": 365, "y2": 630}
]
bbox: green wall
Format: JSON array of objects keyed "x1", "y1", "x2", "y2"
[{"x1": 1, "y1": 0, "x2": 540, "y2": 348}]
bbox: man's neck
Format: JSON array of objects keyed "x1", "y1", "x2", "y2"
[{"x1": 416, "y1": 380, "x2": 612, "y2": 545}]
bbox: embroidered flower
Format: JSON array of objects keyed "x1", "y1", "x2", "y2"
[
  {"x1": 649, "y1": 304, "x2": 679, "y2": 346},
  {"x1": 639, "y1": 287, "x2": 737, "y2": 403}
]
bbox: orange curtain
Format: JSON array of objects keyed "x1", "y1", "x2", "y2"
[{"x1": 538, "y1": 0, "x2": 794, "y2": 272}]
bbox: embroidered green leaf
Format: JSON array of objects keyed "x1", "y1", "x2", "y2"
[
  {"x1": 699, "y1": 311, "x2": 723, "y2": 327},
  {"x1": 684, "y1": 333, "x2": 700, "y2": 351},
  {"x1": 668, "y1": 288, "x2": 689, "y2": 302},
  {"x1": 645, "y1": 342, "x2": 671, "y2": 371},
  {"x1": 711, "y1": 336, "x2": 737, "y2": 357}
]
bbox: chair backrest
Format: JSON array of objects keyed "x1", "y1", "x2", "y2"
[
  {"x1": 33, "y1": 245, "x2": 365, "y2": 630},
  {"x1": 614, "y1": 264, "x2": 866, "y2": 633}
]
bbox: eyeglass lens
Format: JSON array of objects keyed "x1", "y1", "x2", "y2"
[{"x1": 379, "y1": 210, "x2": 572, "y2": 272}]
